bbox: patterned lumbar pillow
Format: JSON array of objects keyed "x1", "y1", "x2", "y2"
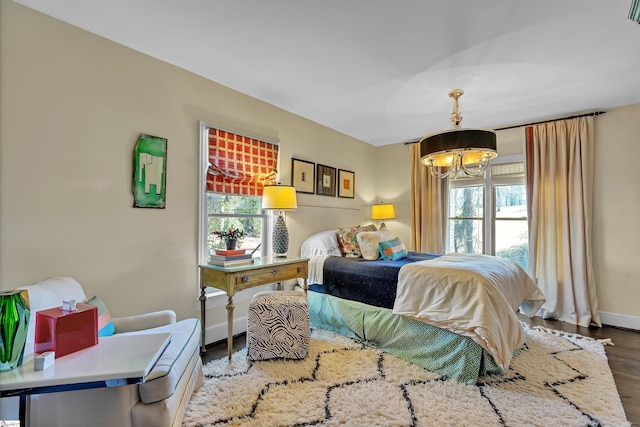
[
  {"x1": 357, "y1": 225, "x2": 393, "y2": 260},
  {"x1": 85, "y1": 295, "x2": 116, "y2": 337},
  {"x1": 378, "y1": 237, "x2": 408, "y2": 261},
  {"x1": 336, "y1": 224, "x2": 378, "y2": 258}
]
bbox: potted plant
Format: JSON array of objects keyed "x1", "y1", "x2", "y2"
[{"x1": 212, "y1": 228, "x2": 245, "y2": 250}]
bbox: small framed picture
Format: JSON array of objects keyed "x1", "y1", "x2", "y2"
[
  {"x1": 338, "y1": 169, "x2": 355, "y2": 198},
  {"x1": 291, "y1": 158, "x2": 315, "y2": 194},
  {"x1": 316, "y1": 164, "x2": 336, "y2": 197}
]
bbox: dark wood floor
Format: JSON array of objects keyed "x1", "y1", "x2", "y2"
[{"x1": 203, "y1": 317, "x2": 640, "y2": 426}]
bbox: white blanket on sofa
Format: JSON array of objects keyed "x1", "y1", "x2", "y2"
[{"x1": 393, "y1": 253, "x2": 545, "y2": 371}]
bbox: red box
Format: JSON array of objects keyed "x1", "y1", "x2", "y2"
[{"x1": 35, "y1": 303, "x2": 98, "y2": 358}]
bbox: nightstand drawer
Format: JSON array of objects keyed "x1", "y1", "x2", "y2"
[{"x1": 234, "y1": 263, "x2": 306, "y2": 286}]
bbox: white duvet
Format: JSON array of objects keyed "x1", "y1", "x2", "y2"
[{"x1": 393, "y1": 253, "x2": 545, "y2": 371}]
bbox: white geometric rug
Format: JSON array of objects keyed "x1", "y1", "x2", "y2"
[{"x1": 183, "y1": 325, "x2": 630, "y2": 427}]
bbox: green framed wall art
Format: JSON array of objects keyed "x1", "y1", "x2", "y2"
[{"x1": 133, "y1": 134, "x2": 167, "y2": 208}]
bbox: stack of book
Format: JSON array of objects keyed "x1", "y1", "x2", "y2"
[{"x1": 209, "y1": 249, "x2": 254, "y2": 267}]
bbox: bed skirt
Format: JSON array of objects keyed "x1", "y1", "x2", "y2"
[{"x1": 307, "y1": 290, "x2": 503, "y2": 384}]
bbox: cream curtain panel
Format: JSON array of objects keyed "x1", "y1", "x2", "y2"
[
  {"x1": 527, "y1": 116, "x2": 601, "y2": 327},
  {"x1": 409, "y1": 144, "x2": 446, "y2": 253}
]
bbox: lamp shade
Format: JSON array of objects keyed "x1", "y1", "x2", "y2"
[
  {"x1": 420, "y1": 128, "x2": 497, "y2": 167},
  {"x1": 261, "y1": 185, "x2": 298, "y2": 211},
  {"x1": 371, "y1": 203, "x2": 396, "y2": 220}
]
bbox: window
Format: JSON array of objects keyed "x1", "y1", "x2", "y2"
[
  {"x1": 491, "y1": 162, "x2": 528, "y2": 269},
  {"x1": 198, "y1": 122, "x2": 279, "y2": 297},
  {"x1": 206, "y1": 193, "x2": 264, "y2": 254},
  {"x1": 446, "y1": 157, "x2": 528, "y2": 269},
  {"x1": 447, "y1": 185, "x2": 484, "y2": 254}
]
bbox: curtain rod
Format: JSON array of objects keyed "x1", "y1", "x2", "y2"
[
  {"x1": 493, "y1": 111, "x2": 606, "y2": 131},
  {"x1": 403, "y1": 110, "x2": 606, "y2": 145}
]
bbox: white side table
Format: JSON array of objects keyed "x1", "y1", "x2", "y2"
[{"x1": 0, "y1": 332, "x2": 171, "y2": 427}]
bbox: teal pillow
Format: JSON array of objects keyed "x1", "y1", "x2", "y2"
[
  {"x1": 85, "y1": 295, "x2": 116, "y2": 337},
  {"x1": 378, "y1": 237, "x2": 408, "y2": 261}
]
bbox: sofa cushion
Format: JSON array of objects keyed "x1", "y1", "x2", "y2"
[{"x1": 123, "y1": 318, "x2": 200, "y2": 404}]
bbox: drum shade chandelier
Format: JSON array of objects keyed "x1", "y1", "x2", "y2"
[{"x1": 420, "y1": 89, "x2": 497, "y2": 179}]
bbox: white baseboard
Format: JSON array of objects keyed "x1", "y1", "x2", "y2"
[
  {"x1": 204, "y1": 315, "x2": 249, "y2": 346},
  {"x1": 201, "y1": 283, "x2": 275, "y2": 346},
  {"x1": 599, "y1": 311, "x2": 640, "y2": 331},
  {"x1": 201, "y1": 281, "x2": 299, "y2": 346}
]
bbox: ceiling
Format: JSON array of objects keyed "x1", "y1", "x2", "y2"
[{"x1": 15, "y1": 0, "x2": 640, "y2": 146}]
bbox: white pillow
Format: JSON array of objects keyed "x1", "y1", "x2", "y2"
[
  {"x1": 301, "y1": 230, "x2": 342, "y2": 257},
  {"x1": 356, "y1": 225, "x2": 393, "y2": 260}
]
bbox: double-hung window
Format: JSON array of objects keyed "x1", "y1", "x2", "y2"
[
  {"x1": 205, "y1": 194, "x2": 264, "y2": 253},
  {"x1": 491, "y1": 162, "x2": 528, "y2": 268},
  {"x1": 198, "y1": 122, "x2": 279, "y2": 296},
  {"x1": 447, "y1": 176, "x2": 485, "y2": 254},
  {"x1": 446, "y1": 157, "x2": 528, "y2": 269}
]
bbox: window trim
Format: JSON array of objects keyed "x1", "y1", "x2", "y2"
[
  {"x1": 197, "y1": 121, "x2": 278, "y2": 303},
  {"x1": 488, "y1": 155, "x2": 526, "y2": 256},
  {"x1": 198, "y1": 121, "x2": 210, "y2": 266},
  {"x1": 198, "y1": 121, "x2": 280, "y2": 263}
]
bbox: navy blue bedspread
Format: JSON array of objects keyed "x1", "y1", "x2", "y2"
[{"x1": 308, "y1": 252, "x2": 440, "y2": 309}]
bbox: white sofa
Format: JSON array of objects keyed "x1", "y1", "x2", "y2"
[{"x1": 3, "y1": 276, "x2": 203, "y2": 427}]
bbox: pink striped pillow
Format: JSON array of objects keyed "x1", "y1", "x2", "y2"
[{"x1": 85, "y1": 295, "x2": 115, "y2": 337}]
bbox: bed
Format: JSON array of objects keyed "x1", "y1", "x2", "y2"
[{"x1": 300, "y1": 228, "x2": 545, "y2": 384}]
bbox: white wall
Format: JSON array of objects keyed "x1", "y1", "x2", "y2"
[{"x1": 592, "y1": 103, "x2": 640, "y2": 328}]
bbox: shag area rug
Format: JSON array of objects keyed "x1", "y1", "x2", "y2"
[{"x1": 183, "y1": 325, "x2": 629, "y2": 427}]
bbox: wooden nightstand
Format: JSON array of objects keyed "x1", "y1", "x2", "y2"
[{"x1": 198, "y1": 256, "x2": 309, "y2": 358}]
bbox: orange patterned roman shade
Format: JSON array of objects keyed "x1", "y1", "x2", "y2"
[{"x1": 206, "y1": 128, "x2": 278, "y2": 196}]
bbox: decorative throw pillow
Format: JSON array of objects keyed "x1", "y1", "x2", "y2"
[
  {"x1": 356, "y1": 225, "x2": 393, "y2": 260},
  {"x1": 379, "y1": 237, "x2": 408, "y2": 261},
  {"x1": 85, "y1": 295, "x2": 116, "y2": 337},
  {"x1": 337, "y1": 224, "x2": 378, "y2": 258}
]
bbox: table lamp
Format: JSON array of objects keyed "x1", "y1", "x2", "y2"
[
  {"x1": 371, "y1": 202, "x2": 395, "y2": 228},
  {"x1": 262, "y1": 184, "x2": 298, "y2": 257}
]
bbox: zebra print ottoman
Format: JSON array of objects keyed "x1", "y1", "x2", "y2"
[{"x1": 247, "y1": 290, "x2": 310, "y2": 361}]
